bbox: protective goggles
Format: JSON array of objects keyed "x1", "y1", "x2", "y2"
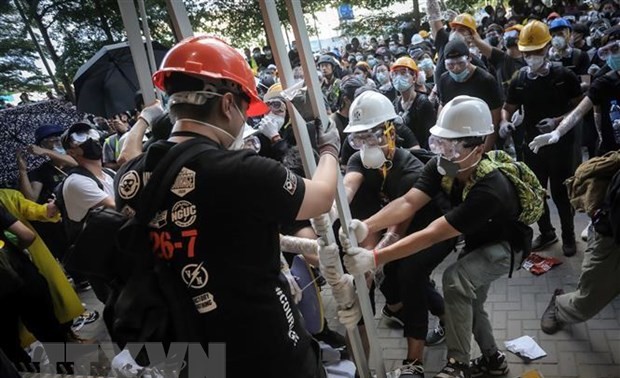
[
  {"x1": 504, "y1": 30, "x2": 519, "y2": 39},
  {"x1": 69, "y1": 129, "x2": 100, "y2": 145},
  {"x1": 428, "y1": 135, "x2": 468, "y2": 160},
  {"x1": 444, "y1": 56, "x2": 469, "y2": 71},
  {"x1": 266, "y1": 100, "x2": 285, "y2": 112},
  {"x1": 390, "y1": 69, "x2": 412, "y2": 79},
  {"x1": 348, "y1": 128, "x2": 388, "y2": 150},
  {"x1": 243, "y1": 135, "x2": 261, "y2": 152},
  {"x1": 598, "y1": 41, "x2": 620, "y2": 60}
]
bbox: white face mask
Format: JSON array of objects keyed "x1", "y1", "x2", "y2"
[
  {"x1": 524, "y1": 55, "x2": 546, "y2": 71},
  {"x1": 552, "y1": 36, "x2": 567, "y2": 49},
  {"x1": 360, "y1": 145, "x2": 387, "y2": 169},
  {"x1": 449, "y1": 31, "x2": 466, "y2": 42}
]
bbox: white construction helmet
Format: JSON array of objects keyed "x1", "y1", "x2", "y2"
[
  {"x1": 344, "y1": 91, "x2": 398, "y2": 133},
  {"x1": 429, "y1": 95, "x2": 494, "y2": 139}
]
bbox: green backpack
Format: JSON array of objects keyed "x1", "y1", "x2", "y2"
[{"x1": 441, "y1": 150, "x2": 546, "y2": 225}]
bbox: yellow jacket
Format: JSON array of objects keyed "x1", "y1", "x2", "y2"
[{"x1": 0, "y1": 189, "x2": 84, "y2": 326}]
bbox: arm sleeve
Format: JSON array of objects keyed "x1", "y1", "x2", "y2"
[
  {"x1": 564, "y1": 68, "x2": 583, "y2": 99},
  {"x1": 505, "y1": 72, "x2": 522, "y2": 106},
  {"x1": 489, "y1": 48, "x2": 506, "y2": 68},
  {"x1": 485, "y1": 73, "x2": 504, "y2": 110},
  {"x1": 14, "y1": 192, "x2": 58, "y2": 222},
  {"x1": 435, "y1": 28, "x2": 449, "y2": 53},
  {"x1": 587, "y1": 76, "x2": 604, "y2": 106}
]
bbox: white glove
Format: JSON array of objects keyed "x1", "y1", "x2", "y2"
[
  {"x1": 331, "y1": 274, "x2": 356, "y2": 308},
  {"x1": 139, "y1": 100, "x2": 164, "y2": 127},
  {"x1": 318, "y1": 238, "x2": 340, "y2": 267},
  {"x1": 511, "y1": 107, "x2": 524, "y2": 127},
  {"x1": 343, "y1": 247, "x2": 376, "y2": 275},
  {"x1": 258, "y1": 114, "x2": 285, "y2": 139},
  {"x1": 587, "y1": 64, "x2": 600, "y2": 76},
  {"x1": 499, "y1": 120, "x2": 516, "y2": 139},
  {"x1": 310, "y1": 213, "x2": 332, "y2": 236},
  {"x1": 528, "y1": 130, "x2": 561, "y2": 153},
  {"x1": 111, "y1": 349, "x2": 143, "y2": 376},
  {"x1": 338, "y1": 219, "x2": 369, "y2": 249},
  {"x1": 282, "y1": 269, "x2": 302, "y2": 304},
  {"x1": 536, "y1": 118, "x2": 558, "y2": 133},
  {"x1": 337, "y1": 300, "x2": 362, "y2": 330}
]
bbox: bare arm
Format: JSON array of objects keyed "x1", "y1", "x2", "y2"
[
  {"x1": 365, "y1": 187, "x2": 432, "y2": 235},
  {"x1": 594, "y1": 105, "x2": 603, "y2": 143},
  {"x1": 297, "y1": 154, "x2": 339, "y2": 220},
  {"x1": 117, "y1": 118, "x2": 148, "y2": 166},
  {"x1": 376, "y1": 215, "x2": 460, "y2": 265},
  {"x1": 343, "y1": 171, "x2": 364, "y2": 204},
  {"x1": 7, "y1": 219, "x2": 36, "y2": 249},
  {"x1": 95, "y1": 196, "x2": 116, "y2": 209}
]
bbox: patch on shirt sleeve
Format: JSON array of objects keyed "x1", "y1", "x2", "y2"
[{"x1": 283, "y1": 168, "x2": 298, "y2": 196}]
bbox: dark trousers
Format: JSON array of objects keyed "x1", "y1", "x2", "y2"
[
  {"x1": 0, "y1": 250, "x2": 67, "y2": 366},
  {"x1": 524, "y1": 143, "x2": 577, "y2": 241},
  {"x1": 379, "y1": 239, "x2": 455, "y2": 339}
]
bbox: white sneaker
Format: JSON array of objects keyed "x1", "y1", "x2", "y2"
[{"x1": 581, "y1": 222, "x2": 591, "y2": 241}]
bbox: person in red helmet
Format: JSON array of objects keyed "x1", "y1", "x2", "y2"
[{"x1": 116, "y1": 36, "x2": 340, "y2": 377}]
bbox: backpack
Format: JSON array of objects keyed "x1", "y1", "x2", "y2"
[{"x1": 565, "y1": 150, "x2": 620, "y2": 217}]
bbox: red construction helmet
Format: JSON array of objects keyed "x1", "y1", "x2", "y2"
[{"x1": 153, "y1": 35, "x2": 268, "y2": 117}]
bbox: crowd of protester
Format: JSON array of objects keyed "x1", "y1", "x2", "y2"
[{"x1": 0, "y1": 0, "x2": 619, "y2": 377}]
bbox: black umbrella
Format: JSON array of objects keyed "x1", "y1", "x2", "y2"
[{"x1": 73, "y1": 41, "x2": 168, "y2": 118}]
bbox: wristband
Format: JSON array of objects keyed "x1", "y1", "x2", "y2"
[{"x1": 373, "y1": 248, "x2": 379, "y2": 267}]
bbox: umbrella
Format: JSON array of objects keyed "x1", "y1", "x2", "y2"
[{"x1": 73, "y1": 41, "x2": 168, "y2": 118}]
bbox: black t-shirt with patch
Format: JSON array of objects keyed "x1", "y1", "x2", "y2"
[
  {"x1": 437, "y1": 67, "x2": 503, "y2": 110},
  {"x1": 588, "y1": 70, "x2": 620, "y2": 153},
  {"x1": 115, "y1": 138, "x2": 314, "y2": 377},
  {"x1": 506, "y1": 65, "x2": 582, "y2": 145},
  {"x1": 28, "y1": 162, "x2": 65, "y2": 204},
  {"x1": 413, "y1": 156, "x2": 520, "y2": 251},
  {"x1": 347, "y1": 148, "x2": 443, "y2": 231},
  {"x1": 394, "y1": 93, "x2": 437, "y2": 150}
]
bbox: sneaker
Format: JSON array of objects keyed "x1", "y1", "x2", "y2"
[
  {"x1": 399, "y1": 359, "x2": 424, "y2": 377},
  {"x1": 580, "y1": 222, "x2": 591, "y2": 241},
  {"x1": 470, "y1": 351, "x2": 509, "y2": 377},
  {"x1": 541, "y1": 288, "x2": 565, "y2": 334},
  {"x1": 382, "y1": 305, "x2": 405, "y2": 327},
  {"x1": 426, "y1": 323, "x2": 446, "y2": 346},
  {"x1": 72, "y1": 310, "x2": 100, "y2": 329},
  {"x1": 562, "y1": 239, "x2": 577, "y2": 257},
  {"x1": 434, "y1": 358, "x2": 470, "y2": 378},
  {"x1": 531, "y1": 232, "x2": 558, "y2": 251}
]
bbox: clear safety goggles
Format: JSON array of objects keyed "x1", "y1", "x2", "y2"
[
  {"x1": 348, "y1": 128, "x2": 387, "y2": 150},
  {"x1": 598, "y1": 41, "x2": 620, "y2": 60},
  {"x1": 503, "y1": 30, "x2": 519, "y2": 39},
  {"x1": 428, "y1": 135, "x2": 468, "y2": 160},
  {"x1": 69, "y1": 129, "x2": 100, "y2": 145},
  {"x1": 266, "y1": 100, "x2": 285, "y2": 112},
  {"x1": 243, "y1": 135, "x2": 261, "y2": 152},
  {"x1": 390, "y1": 69, "x2": 412, "y2": 79},
  {"x1": 486, "y1": 30, "x2": 501, "y2": 39},
  {"x1": 444, "y1": 56, "x2": 469, "y2": 71}
]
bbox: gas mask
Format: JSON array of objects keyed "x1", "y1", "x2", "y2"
[
  {"x1": 429, "y1": 135, "x2": 480, "y2": 177},
  {"x1": 349, "y1": 124, "x2": 395, "y2": 169},
  {"x1": 360, "y1": 145, "x2": 387, "y2": 169},
  {"x1": 552, "y1": 36, "x2": 567, "y2": 49},
  {"x1": 436, "y1": 148, "x2": 479, "y2": 177}
]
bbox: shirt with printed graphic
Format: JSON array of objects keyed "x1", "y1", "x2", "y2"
[{"x1": 115, "y1": 138, "x2": 316, "y2": 377}]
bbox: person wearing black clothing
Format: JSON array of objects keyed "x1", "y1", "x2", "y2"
[
  {"x1": 375, "y1": 63, "x2": 397, "y2": 102},
  {"x1": 391, "y1": 57, "x2": 437, "y2": 150},
  {"x1": 437, "y1": 40, "x2": 503, "y2": 151},
  {"x1": 341, "y1": 96, "x2": 517, "y2": 378},
  {"x1": 501, "y1": 20, "x2": 583, "y2": 257},
  {"x1": 118, "y1": 36, "x2": 342, "y2": 378},
  {"x1": 548, "y1": 18, "x2": 590, "y2": 76}
]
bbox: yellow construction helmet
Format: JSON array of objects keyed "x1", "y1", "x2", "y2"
[
  {"x1": 518, "y1": 20, "x2": 552, "y2": 52},
  {"x1": 263, "y1": 82, "x2": 283, "y2": 102},
  {"x1": 449, "y1": 13, "x2": 477, "y2": 33},
  {"x1": 390, "y1": 56, "x2": 418, "y2": 73}
]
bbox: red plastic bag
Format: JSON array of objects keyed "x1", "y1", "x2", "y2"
[{"x1": 522, "y1": 253, "x2": 563, "y2": 275}]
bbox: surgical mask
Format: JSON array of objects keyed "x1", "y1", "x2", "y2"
[
  {"x1": 393, "y1": 75, "x2": 413, "y2": 92},
  {"x1": 368, "y1": 58, "x2": 377, "y2": 67},
  {"x1": 552, "y1": 36, "x2": 567, "y2": 49},
  {"x1": 80, "y1": 138, "x2": 103, "y2": 160},
  {"x1": 53, "y1": 146, "x2": 66, "y2": 155},
  {"x1": 449, "y1": 31, "x2": 466, "y2": 42},
  {"x1": 360, "y1": 145, "x2": 387, "y2": 169},
  {"x1": 228, "y1": 110, "x2": 247, "y2": 150},
  {"x1": 436, "y1": 148, "x2": 478, "y2": 177},
  {"x1": 264, "y1": 112, "x2": 285, "y2": 128},
  {"x1": 419, "y1": 58, "x2": 434, "y2": 71},
  {"x1": 607, "y1": 54, "x2": 620, "y2": 71},
  {"x1": 417, "y1": 70, "x2": 426, "y2": 85},
  {"x1": 376, "y1": 71, "x2": 389, "y2": 84},
  {"x1": 356, "y1": 55, "x2": 364, "y2": 61},
  {"x1": 355, "y1": 73, "x2": 365, "y2": 81},
  {"x1": 524, "y1": 55, "x2": 546, "y2": 71},
  {"x1": 449, "y1": 68, "x2": 470, "y2": 82}
]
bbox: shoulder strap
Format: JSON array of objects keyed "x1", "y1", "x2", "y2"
[
  {"x1": 68, "y1": 166, "x2": 103, "y2": 190},
  {"x1": 134, "y1": 138, "x2": 215, "y2": 224}
]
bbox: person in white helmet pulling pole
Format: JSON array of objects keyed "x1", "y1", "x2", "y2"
[{"x1": 339, "y1": 95, "x2": 523, "y2": 378}]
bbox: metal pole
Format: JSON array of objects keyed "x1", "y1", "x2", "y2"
[
  {"x1": 259, "y1": 1, "x2": 372, "y2": 377},
  {"x1": 137, "y1": 0, "x2": 163, "y2": 102},
  {"x1": 117, "y1": 0, "x2": 156, "y2": 106},
  {"x1": 165, "y1": 0, "x2": 193, "y2": 41},
  {"x1": 284, "y1": 1, "x2": 387, "y2": 376}
]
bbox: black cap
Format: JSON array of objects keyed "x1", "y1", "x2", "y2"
[
  {"x1": 61, "y1": 122, "x2": 94, "y2": 150},
  {"x1": 444, "y1": 39, "x2": 470, "y2": 59},
  {"x1": 572, "y1": 23, "x2": 589, "y2": 36}
]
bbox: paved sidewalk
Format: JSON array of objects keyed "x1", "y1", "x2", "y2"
[{"x1": 323, "y1": 211, "x2": 620, "y2": 378}]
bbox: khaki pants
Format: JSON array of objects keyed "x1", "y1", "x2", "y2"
[
  {"x1": 442, "y1": 242, "x2": 512, "y2": 363},
  {"x1": 556, "y1": 229, "x2": 620, "y2": 324}
]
